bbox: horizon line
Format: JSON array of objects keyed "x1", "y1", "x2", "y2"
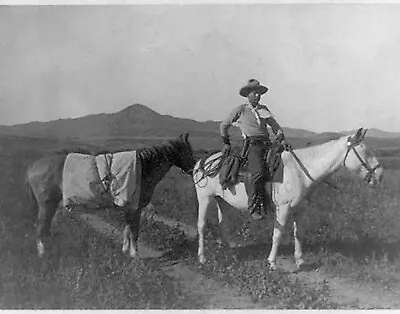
[{"x1": 1, "y1": 104, "x2": 398, "y2": 135}]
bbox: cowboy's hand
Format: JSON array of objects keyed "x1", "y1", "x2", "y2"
[
  {"x1": 281, "y1": 139, "x2": 292, "y2": 150},
  {"x1": 276, "y1": 132, "x2": 284, "y2": 143},
  {"x1": 222, "y1": 143, "x2": 231, "y2": 155}
]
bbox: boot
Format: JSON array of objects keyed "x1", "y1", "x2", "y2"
[{"x1": 248, "y1": 195, "x2": 265, "y2": 220}]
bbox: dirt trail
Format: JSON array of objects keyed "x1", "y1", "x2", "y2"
[
  {"x1": 79, "y1": 213, "x2": 264, "y2": 309},
  {"x1": 80, "y1": 210, "x2": 400, "y2": 309},
  {"x1": 140, "y1": 208, "x2": 400, "y2": 309},
  {"x1": 278, "y1": 257, "x2": 400, "y2": 309}
]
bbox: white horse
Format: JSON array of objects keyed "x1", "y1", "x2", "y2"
[{"x1": 193, "y1": 128, "x2": 383, "y2": 270}]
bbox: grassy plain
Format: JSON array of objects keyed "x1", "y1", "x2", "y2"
[
  {"x1": 0, "y1": 136, "x2": 203, "y2": 309},
  {"x1": 0, "y1": 133, "x2": 399, "y2": 309},
  {"x1": 148, "y1": 135, "x2": 400, "y2": 293}
]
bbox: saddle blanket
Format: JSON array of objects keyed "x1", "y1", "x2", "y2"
[{"x1": 62, "y1": 151, "x2": 142, "y2": 209}]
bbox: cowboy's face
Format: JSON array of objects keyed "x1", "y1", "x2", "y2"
[{"x1": 247, "y1": 90, "x2": 261, "y2": 106}]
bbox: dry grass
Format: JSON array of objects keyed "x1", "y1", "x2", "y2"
[
  {"x1": 1, "y1": 134, "x2": 400, "y2": 309},
  {"x1": 0, "y1": 137, "x2": 200, "y2": 309}
]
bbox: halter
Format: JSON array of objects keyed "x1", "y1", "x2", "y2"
[{"x1": 343, "y1": 138, "x2": 382, "y2": 184}]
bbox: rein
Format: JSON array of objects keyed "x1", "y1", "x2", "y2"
[
  {"x1": 288, "y1": 149, "x2": 340, "y2": 190},
  {"x1": 289, "y1": 135, "x2": 381, "y2": 189},
  {"x1": 195, "y1": 132, "x2": 380, "y2": 190}
]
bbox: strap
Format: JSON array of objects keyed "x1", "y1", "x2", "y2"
[
  {"x1": 288, "y1": 149, "x2": 339, "y2": 190},
  {"x1": 101, "y1": 153, "x2": 114, "y2": 193}
]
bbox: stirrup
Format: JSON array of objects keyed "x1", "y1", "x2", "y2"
[
  {"x1": 251, "y1": 211, "x2": 264, "y2": 220},
  {"x1": 249, "y1": 205, "x2": 265, "y2": 220}
]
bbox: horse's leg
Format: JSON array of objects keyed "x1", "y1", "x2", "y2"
[
  {"x1": 267, "y1": 203, "x2": 290, "y2": 270},
  {"x1": 129, "y1": 208, "x2": 142, "y2": 258},
  {"x1": 197, "y1": 194, "x2": 212, "y2": 264},
  {"x1": 35, "y1": 202, "x2": 47, "y2": 257},
  {"x1": 215, "y1": 197, "x2": 236, "y2": 249},
  {"x1": 122, "y1": 224, "x2": 131, "y2": 254},
  {"x1": 122, "y1": 208, "x2": 141, "y2": 258},
  {"x1": 35, "y1": 199, "x2": 59, "y2": 257},
  {"x1": 293, "y1": 210, "x2": 305, "y2": 269}
]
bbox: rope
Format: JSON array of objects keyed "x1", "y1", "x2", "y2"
[
  {"x1": 193, "y1": 153, "x2": 225, "y2": 185},
  {"x1": 100, "y1": 153, "x2": 115, "y2": 193}
]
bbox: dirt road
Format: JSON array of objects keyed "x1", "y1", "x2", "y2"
[
  {"x1": 80, "y1": 213, "x2": 266, "y2": 309},
  {"x1": 80, "y1": 210, "x2": 400, "y2": 309}
]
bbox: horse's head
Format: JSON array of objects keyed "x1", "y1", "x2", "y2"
[
  {"x1": 343, "y1": 128, "x2": 383, "y2": 186},
  {"x1": 171, "y1": 133, "x2": 196, "y2": 175}
]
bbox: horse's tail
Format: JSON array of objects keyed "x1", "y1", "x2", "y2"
[{"x1": 25, "y1": 167, "x2": 38, "y2": 225}]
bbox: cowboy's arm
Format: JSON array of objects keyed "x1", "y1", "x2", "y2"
[
  {"x1": 266, "y1": 117, "x2": 285, "y2": 142},
  {"x1": 220, "y1": 105, "x2": 243, "y2": 144}
]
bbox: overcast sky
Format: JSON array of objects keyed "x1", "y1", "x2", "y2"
[{"x1": 1, "y1": 2, "x2": 400, "y2": 132}]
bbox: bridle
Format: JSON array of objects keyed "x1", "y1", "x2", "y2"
[
  {"x1": 343, "y1": 138, "x2": 382, "y2": 184},
  {"x1": 289, "y1": 133, "x2": 381, "y2": 188}
]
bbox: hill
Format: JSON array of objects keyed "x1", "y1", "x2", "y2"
[
  {"x1": 341, "y1": 128, "x2": 400, "y2": 138},
  {"x1": 0, "y1": 103, "x2": 317, "y2": 140},
  {"x1": 0, "y1": 104, "x2": 399, "y2": 151}
]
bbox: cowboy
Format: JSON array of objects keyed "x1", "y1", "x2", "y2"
[{"x1": 220, "y1": 79, "x2": 288, "y2": 220}]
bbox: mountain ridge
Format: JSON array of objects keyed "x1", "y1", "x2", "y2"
[{"x1": 0, "y1": 103, "x2": 398, "y2": 140}]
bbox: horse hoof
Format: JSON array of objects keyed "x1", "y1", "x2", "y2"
[
  {"x1": 295, "y1": 258, "x2": 305, "y2": 269},
  {"x1": 198, "y1": 256, "x2": 207, "y2": 264},
  {"x1": 122, "y1": 243, "x2": 129, "y2": 254},
  {"x1": 37, "y1": 241, "x2": 45, "y2": 258},
  {"x1": 267, "y1": 260, "x2": 277, "y2": 271}
]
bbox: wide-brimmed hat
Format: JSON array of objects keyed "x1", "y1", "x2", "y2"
[{"x1": 239, "y1": 79, "x2": 269, "y2": 97}]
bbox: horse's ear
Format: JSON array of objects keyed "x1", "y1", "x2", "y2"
[
  {"x1": 352, "y1": 127, "x2": 367, "y2": 144},
  {"x1": 362, "y1": 128, "x2": 368, "y2": 139},
  {"x1": 354, "y1": 128, "x2": 363, "y2": 141},
  {"x1": 356, "y1": 127, "x2": 363, "y2": 137},
  {"x1": 184, "y1": 133, "x2": 189, "y2": 143}
]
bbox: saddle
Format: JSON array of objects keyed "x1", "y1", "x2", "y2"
[{"x1": 219, "y1": 141, "x2": 285, "y2": 190}]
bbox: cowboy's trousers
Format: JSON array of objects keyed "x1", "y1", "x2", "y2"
[{"x1": 246, "y1": 143, "x2": 270, "y2": 214}]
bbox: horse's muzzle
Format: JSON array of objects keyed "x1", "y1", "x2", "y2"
[{"x1": 366, "y1": 164, "x2": 383, "y2": 187}]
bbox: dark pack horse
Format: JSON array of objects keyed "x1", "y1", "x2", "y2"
[{"x1": 26, "y1": 133, "x2": 195, "y2": 258}]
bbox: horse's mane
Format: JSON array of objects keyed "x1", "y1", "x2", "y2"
[
  {"x1": 138, "y1": 138, "x2": 191, "y2": 176},
  {"x1": 139, "y1": 138, "x2": 183, "y2": 159}
]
